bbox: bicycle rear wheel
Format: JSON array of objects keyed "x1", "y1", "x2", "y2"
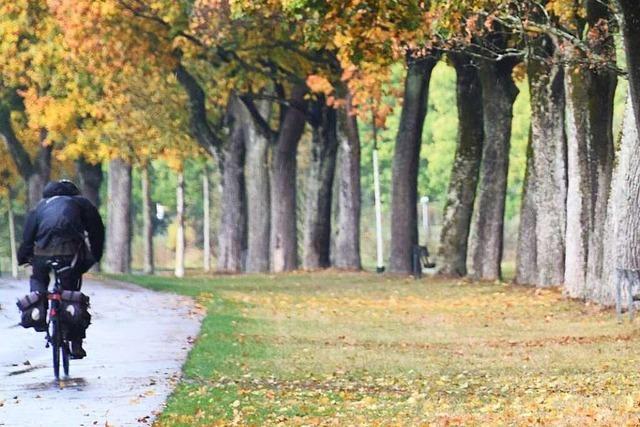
[
  {"x1": 62, "y1": 342, "x2": 70, "y2": 377},
  {"x1": 51, "y1": 319, "x2": 61, "y2": 380}
]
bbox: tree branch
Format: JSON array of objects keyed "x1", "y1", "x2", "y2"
[{"x1": 174, "y1": 63, "x2": 223, "y2": 159}]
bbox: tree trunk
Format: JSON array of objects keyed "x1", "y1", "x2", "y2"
[
  {"x1": 470, "y1": 58, "x2": 519, "y2": 281},
  {"x1": 175, "y1": 171, "x2": 185, "y2": 278},
  {"x1": 203, "y1": 168, "x2": 211, "y2": 272},
  {"x1": 218, "y1": 99, "x2": 248, "y2": 272},
  {"x1": 594, "y1": 99, "x2": 640, "y2": 305},
  {"x1": 564, "y1": 67, "x2": 617, "y2": 298},
  {"x1": 141, "y1": 164, "x2": 154, "y2": 274},
  {"x1": 241, "y1": 99, "x2": 272, "y2": 273},
  {"x1": 528, "y1": 43, "x2": 567, "y2": 287},
  {"x1": 303, "y1": 99, "x2": 338, "y2": 269},
  {"x1": 8, "y1": 191, "x2": 18, "y2": 279},
  {"x1": 437, "y1": 53, "x2": 484, "y2": 277},
  {"x1": 334, "y1": 93, "x2": 362, "y2": 270},
  {"x1": 270, "y1": 86, "x2": 306, "y2": 272},
  {"x1": 105, "y1": 158, "x2": 132, "y2": 274},
  {"x1": 0, "y1": 110, "x2": 50, "y2": 210},
  {"x1": 76, "y1": 157, "x2": 103, "y2": 208},
  {"x1": 563, "y1": 59, "x2": 590, "y2": 296},
  {"x1": 390, "y1": 55, "x2": 440, "y2": 273},
  {"x1": 619, "y1": 0, "x2": 640, "y2": 135},
  {"x1": 515, "y1": 130, "x2": 538, "y2": 285},
  {"x1": 27, "y1": 142, "x2": 52, "y2": 210}
]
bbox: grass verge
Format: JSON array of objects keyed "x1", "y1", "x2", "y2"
[{"x1": 116, "y1": 272, "x2": 640, "y2": 426}]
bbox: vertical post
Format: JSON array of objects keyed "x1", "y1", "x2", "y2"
[
  {"x1": 420, "y1": 196, "x2": 430, "y2": 245},
  {"x1": 373, "y1": 149, "x2": 385, "y2": 273},
  {"x1": 8, "y1": 191, "x2": 18, "y2": 279},
  {"x1": 175, "y1": 171, "x2": 186, "y2": 278},
  {"x1": 142, "y1": 164, "x2": 155, "y2": 274},
  {"x1": 203, "y1": 168, "x2": 211, "y2": 272}
]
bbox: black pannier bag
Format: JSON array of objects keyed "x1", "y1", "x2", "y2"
[
  {"x1": 16, "y1": 292, "x2": 47, "y2": 331},
  {"x1": 59, "y1": 290, "x2": 91, "y2": 330}
]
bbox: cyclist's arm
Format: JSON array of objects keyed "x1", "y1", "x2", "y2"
[
  {"x1": 17, "y1": 209, "x2": 38, "y2": 265},
  {"x1": 78, "y1": 197, "x2": 105, "y2": 261}
]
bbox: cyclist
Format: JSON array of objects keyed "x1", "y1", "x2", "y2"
[{"x1": 17, "y1": 179, "x2": 105, "y2": 359}]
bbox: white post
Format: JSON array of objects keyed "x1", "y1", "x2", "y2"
[
  {"x1": 203, "y1": 170, "x2": 211, "y2": 272},
  {"x1": 175, "y1": 172, "x2": 186, "y2": 278},
  {"x1": 373, "y1": 149, "x2": 384, "y2": 272},
  {"x1": 420, "y1": 196, "x2": 430, "y2": 244},
  {"x1": 8, "y1": 194, "x2": 18, "y2": 279}
]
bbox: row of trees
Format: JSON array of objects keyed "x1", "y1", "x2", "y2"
[{"x1": 1, "y1": 1, "x2": 639, "y2": 306}]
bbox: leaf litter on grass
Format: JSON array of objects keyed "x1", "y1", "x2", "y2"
[{"x1": 140, "y1": 273, "x2": 640, "y2": 426}]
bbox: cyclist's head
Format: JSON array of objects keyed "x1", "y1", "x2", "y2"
[{"x1": 42, "y1": 180, "x2": 81, "y2": 198}]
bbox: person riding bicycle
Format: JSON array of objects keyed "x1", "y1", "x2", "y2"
[{"x1": 17, "y1": 179, "x2": 105, "y2": 359}]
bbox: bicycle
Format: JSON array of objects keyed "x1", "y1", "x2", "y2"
[{"x1": 45, "y1": 258, "x2": 80, "y2": 380}]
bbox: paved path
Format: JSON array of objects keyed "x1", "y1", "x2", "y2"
[{"x1": 0, "y1": 278, "x2": 202, "y2": 427}]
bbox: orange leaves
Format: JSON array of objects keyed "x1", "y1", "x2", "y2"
[{"x1": 306, "y1": 74, "x2": 334, "y2": 96}]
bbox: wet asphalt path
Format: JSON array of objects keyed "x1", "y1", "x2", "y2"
[{"x1": 0, "y1": 277, "x2": 202, "y2": 427}]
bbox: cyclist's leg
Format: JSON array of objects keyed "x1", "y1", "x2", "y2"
[{"x1": 29, "y1": 256, "x2": 50, "y2": 293}]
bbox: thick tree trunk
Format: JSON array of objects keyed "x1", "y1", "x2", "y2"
[
  {"x1": 0, "y1": 110, "x2": 49, "y2": 209},
  {"x1": 594, "y1": 100, "x2": 640, "y2": 305},
  {"x1": 303, "y1": 100, "x2": 338, "y2": 269},
  {"x1": 515, "y1": 131, "x2": 538, "y2": 285},
  {"x1": 218, "y1": 100, "x2": 248, "y2": 273},
  {"x1": 105, "y1": 158, "x2": 132, "y2": 274},
  {"x1": 619, "y1": 0, "x2": 640, "y2": 135},
  {"x1": 564, "y1": 60, "x2": 590, "y2": 296},
  {"x1": 334, "y1": 94, "x2": 362, "y2": 270},
  {"x1": 470, "y1": 58, "x2": 519, "y2": 281},
  {"x1": 76, "y1": 157, "x2": 103, "y2": 208},
  {"x1": 241, "y1": 100, "x2": 272, "y2": 273},
  {"x1": 564, "y1": 60, "x2": 617, "y2": 298},
  {"x1": 390, "y1": 55, "x2": 439, "y2": 273},
  {"x1": 175, "y1": 171, "x2": 185, "y2": 278},
  {"x1": 8, "y1": 191, "x2": 18, "y2": 279},
  {"x1": 270, "y1": 86, "x2": 306, "y2": 272},
  {"x1": 27, "y1": 143, "x2": 52, "y2": 210},
  {"x1": 141, "y1": 164, "x2": 154, "y2": 274},
  {"x1": 528, "y1": 43, "x2": 567, "y2": 287},
  {"x1": 437, "y1": 53, "x2": 484, "y2": 277},
  {"x1": 203, "y1": 169, "x2": 211, "y2": 272}
]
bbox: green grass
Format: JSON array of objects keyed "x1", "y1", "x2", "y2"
[{"x1": 113, "y1": 272, "x2": 640, "y2": 426}]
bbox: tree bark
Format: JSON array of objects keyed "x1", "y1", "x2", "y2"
[
  {"x1": 175, "y1": 171, "x2": 185, "y2": 278},
  {"x1": 515, "y1": 130, "x2": 538, "y2": 285},
  {"x1": 564, "y1": 63, "x2": 617, "y2": 298},
  {"x1": 437, "y1": 53, "x2": 484, "y2": 277},
  {"x1": 240, "y1": 99, "x2": 272, "y2": 273},
  {"x1": 334, "y1": 93, "x2": 362, "y2": 270},
  {"x1": 8, "y1": 191, "x2": 18, "y2": 279},
  {"x1": 105, "y1": 158, "x2": 132, "y2": 274},
  {"x1": 528, "y1": 40, "x2": 567, "y2": 287},
  {"x1": 594, "y1": 99, "x2": 640, "y2": 305},
  {"x1": 390, "y1": 54, "x2": 440, "y2": 273},
  {"x1": 619, "y1": 0, "x2": 640, "y2": 135},
  {"x1": 270, "y1": 86, "x2": 306, "y2": 272},
  {"x1": 303, "y1": 98, "x2": 338, "y2": 269},
  {"x1": 76, "y1": 157, "x2": 103, "y2": 208},
  {"x1": 218, "y1": 98, "x2": 248, "y2": 272},
  {"x1": 470, "y1": 58, "x2": 519, "y2": 281},
  {"x1": 203, "y1": 168, "x2": 212, "y2": 272},
  {"x1": 141, "y1": 163, "x2": 154, "y2": 274}
]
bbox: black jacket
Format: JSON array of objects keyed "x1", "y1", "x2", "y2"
[{"x1": 17, "y1": 182, "x2": 105, "y2": 265}]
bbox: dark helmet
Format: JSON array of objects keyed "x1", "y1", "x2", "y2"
[{"x1": 42, "y1": 179, "x2": 81, "y2": 198}]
